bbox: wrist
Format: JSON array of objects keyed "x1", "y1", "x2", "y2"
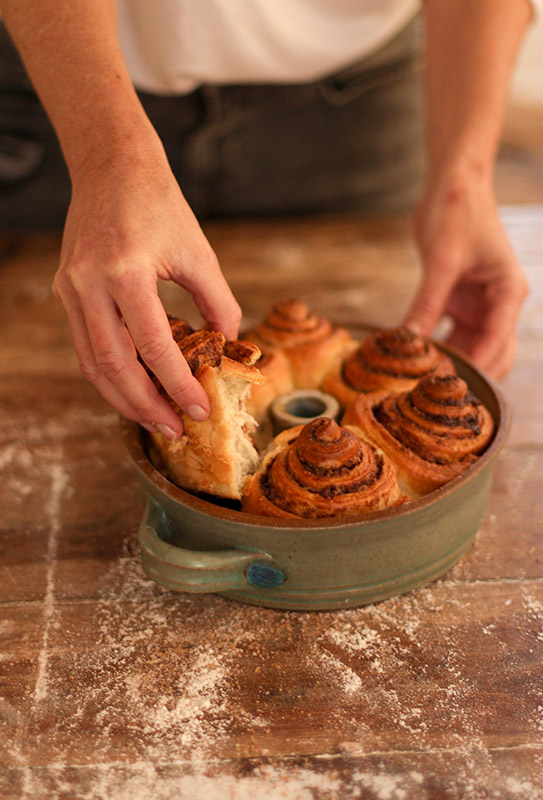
[
  {"x1": 423, "y1": 150, "x2": 496, "y2": 203},
  {"x1": 426, "y1": 133, "x2": 497, "y2": 183},
  {"x1": 68, "y1": 114, "x2": 168, "y2": 190},
  {"x1": 415, "y1": 155, "x2": 500, "y2": 248}
]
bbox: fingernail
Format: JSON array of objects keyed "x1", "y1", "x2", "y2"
[
  {"x1": 139, "y1": 422, "x2": 158, "y2": 434},
  {"x1": 187, "y1": 404, "x2": 209, "y2": 421},
  {"x1": 156, "y1": 423, "x2": 181, "y2": 440}
]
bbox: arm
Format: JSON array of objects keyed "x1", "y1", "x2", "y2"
[
  {"x1": 403, "y1": 0, "x2": 532, "y2": 378},
  {"x1": 1, "y1": 0, "x2": 242, "y2": 438}
]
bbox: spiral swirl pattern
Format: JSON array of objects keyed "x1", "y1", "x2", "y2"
[
  {"x1": 374, "y1": 374, "x2": 494, "y2": 465},
  {"x1": 242, "y1": 417, "x2": 406, "y2": 518},
  {"x1": 343, "y1": 373, "x2": 495, "y2": 496},
  {"x1": 343, "y1": 327, "x2": 454, "y2": 393},
  {"x1": 252, "y1": 299, "x2": 333, "y2": 348}
]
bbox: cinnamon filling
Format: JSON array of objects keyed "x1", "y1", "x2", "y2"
[
  {"x1": 405, "y1": 395, "x2": 482, "y2": 434},
  {"x1": 296, "y1": 454, "x2": 368, "y2": 477},
  {"x1": 180, "y1": 331, "x2": 225, "y2": 372},
  {"x1": 342, "y1": 356, "x2": 435, "y2": 388},
  {"x1": 259, "y1": 451, "x2": 384, "y2": 510},
  {"x1": 376, "y1": 338, "x2": 429, "y2": 359},
  {"x1": 374, "y1": 401, "x2": 482, "y2": 465}
]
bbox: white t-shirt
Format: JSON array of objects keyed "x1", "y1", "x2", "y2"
[{"x1": 116, "y1": 0, "x2": 421, "y2": 95}]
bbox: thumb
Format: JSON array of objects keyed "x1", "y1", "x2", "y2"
[{"x1": 402, "y1": 257, "x2": 459, "y2": 337}]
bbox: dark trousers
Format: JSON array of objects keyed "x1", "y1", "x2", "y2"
[{"x1": 0, "y1": 18, "x2": 423, "y2": 232}]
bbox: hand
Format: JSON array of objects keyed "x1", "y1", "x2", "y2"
[
  {"x1": 53, "y1": 150, "x2": 242, "y2": 439},
  {"x1": 403, "y1": 169, "x2": 528, "y2": 379}
]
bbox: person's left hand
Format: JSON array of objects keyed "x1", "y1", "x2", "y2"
[{"x1": 403, "y1": 170, "x2": 528, "y2": 379}]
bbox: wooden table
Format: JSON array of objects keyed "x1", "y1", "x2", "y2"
[{"x1": 1, "y1": 208, "x2": 542, "y2": 800}]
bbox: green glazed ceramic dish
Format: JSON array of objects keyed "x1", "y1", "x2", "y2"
[{"x1": 121, "y1": 343, "x2": 510, "y2": 611}]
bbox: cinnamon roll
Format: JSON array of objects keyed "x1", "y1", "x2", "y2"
[
  {"x1": 343, "y1": 374, "x2": 495, "y2": 497},
  {"x1": 242, "y1": 417, "x2": 407, "y2": 519},
  {"x1": 167, "y1": 314, "x2": 194, "y2": 345},
  {"x1": 322, "y1": 326, "x2": 454, "y2": 409},
  {"x1": 148, "y1": 317, "x2": 265, "y2": 500},
  {"x1": 246, "y1": 299, "x2": 353, "y2": 389}
]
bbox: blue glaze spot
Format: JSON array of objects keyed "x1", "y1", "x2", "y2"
[{"x1": 246, "y1": 562, "x2": 286, "y2": 589}]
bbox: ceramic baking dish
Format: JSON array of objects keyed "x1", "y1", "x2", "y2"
[{"x1": 121, "y1": 342, "x2": 510, "y2": 611}]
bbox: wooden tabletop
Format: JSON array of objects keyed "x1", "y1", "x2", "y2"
[{"x1": 1, "y1": 208, "x2": 542, "y2": 800}]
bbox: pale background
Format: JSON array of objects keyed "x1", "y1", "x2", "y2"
[{"x1": 512, "y1": 13, "x2": 543, "y2": 104}]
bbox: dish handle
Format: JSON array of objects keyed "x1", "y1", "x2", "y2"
[{"x1": 137, "y1": 499, "x2": 287, "y2": 594}]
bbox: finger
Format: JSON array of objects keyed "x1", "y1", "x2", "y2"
[
  {"x1": 484, "y1": 333, "x2": 517, "y2": 380},
  {"x1": 181, "y1": 249, "x2": 242, "y2": 340},
  {"x1": 451, "y1": 326, "x2": 516, "y2": 380},
  {"x1": 111, "y1": 273, "x2": 211, "y2": 420},
  {"x1": 455, "y1": 281, "x2": 525, "y2": 373},
  {"x1": 55, "y1": 278, "x2": 135, "y2": 416},
  {"x1": 402, "y1": 249, "x2": 462, "y2": 338},
  {"x1": 55, "y1": 280, "x2": 183, "y2": 434},
  {"x1": 77, "y1": 286, "x2": 188, "y2": 435}
]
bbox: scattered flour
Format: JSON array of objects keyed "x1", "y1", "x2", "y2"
[
  {"x1": 9, "y1": 546, "x2": 543, "y2": 800},
  {"x1": 3, "y1": 427, "x2": 543, "y2": 800},
  {"x1": 353, "y1": 772, "x2": 408, "y2": 800},
  {"x1": 34, "y1": 455, "x2": 70, "y2": 704},
  {"x1": 506, "y1": 777, "x2": 543, "y2": 800},
  {"x1": 21, "y1": 763, "x2": 349, "y2": 800}
]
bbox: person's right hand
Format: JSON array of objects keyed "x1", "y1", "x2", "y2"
[{"x1": 53, "y1": 150, "x2": 242, "y2": 440}]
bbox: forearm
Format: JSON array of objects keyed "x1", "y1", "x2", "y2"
[
  {"x1": 422, "y1": 0, "x2": 533, "y2": 181},
  {"x1": 0, "y1": 0, "x2": 164, "y2": 181},
  {"x1": 405, "y1": 0, "x2": 531, "y2": 378}
]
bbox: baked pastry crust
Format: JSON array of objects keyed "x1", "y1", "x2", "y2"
[
  {"x1": 242, "y1": 417, "x2": 408, "y2": 519},
  {"x1": 322, "y1": 326, "x2": 455, "y2": 409},
  {"x1": 149, "y1": 322, "x2": 265, "y2": 500},
  {"x1": 246, "y1": 298, "x2": 353, "y2": 389},
  {"x1": 342, "y1": 373, "x2": 495, "y2": 497},
  {"x1": 147, "y1": 308, "x2": 496, "y2": 513},
  {"x1": 246, "y1": 349, "x2": 294, "y2": 425}
]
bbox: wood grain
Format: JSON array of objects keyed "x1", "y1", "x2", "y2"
[{"x1": 1, "y1": 205, "x2": 542, "y2": 800}]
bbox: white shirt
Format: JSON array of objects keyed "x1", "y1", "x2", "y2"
[{"x1": 116, "y1": 0, "x2": 421, "y2": 95}]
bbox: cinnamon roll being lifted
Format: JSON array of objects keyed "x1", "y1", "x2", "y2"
[
  {"x1": 343, "y1": 374, "x2": 495, "y2": 498},
  {"x1": 322, "y1": 326, "x2": 454, "y2": 409},
  {"x1": 148, "y1": 318, "x2": 265, "y2": 500},
  {"x1": 242, "y1": 417, "x2": 408, "y2": 519},
  {"x1": 246, "y1": 298, "x2": 353, "y2": 389}
]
